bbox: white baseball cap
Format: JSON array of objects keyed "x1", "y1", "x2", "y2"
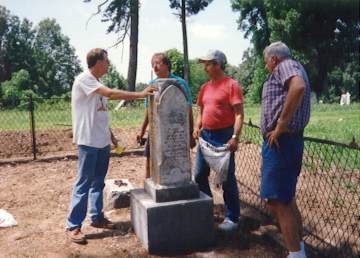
[{"x1": 199, "y1": 49, "x2": 227, "y2": 66}]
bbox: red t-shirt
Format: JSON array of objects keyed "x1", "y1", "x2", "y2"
[{"x1": 197, "y1": 77, "x2": 244, "y2": 130}]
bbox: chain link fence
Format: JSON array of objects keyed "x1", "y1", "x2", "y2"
[
  {"x1": 0, "y1": 97, "x2": 359, "y2": 257},
  {"x1": 0, "y1": 97, "x2": 146, "y2": 160},
  {"x1": 236, "y1": 122, "x2": 360, "y2": 258}
]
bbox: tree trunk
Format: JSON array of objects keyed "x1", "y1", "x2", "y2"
[
  {"x1": 127, "y1": 0, "x2": 139, "y2": 92},
  {"x1": 181, "y1": 0, "x2": 190, "y2": 84}
]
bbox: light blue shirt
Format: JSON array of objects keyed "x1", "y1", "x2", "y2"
[{"x1": 144, "y1": 73, "x2": 193, "y2": 108}]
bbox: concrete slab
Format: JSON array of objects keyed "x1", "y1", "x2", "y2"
[{"x1": 131, "y1": 189, "x2": 215, "y2": 254}]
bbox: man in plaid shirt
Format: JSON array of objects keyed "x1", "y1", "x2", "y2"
[{"x1": 260, "y1": 41, "x2": 310, "y2": 258}]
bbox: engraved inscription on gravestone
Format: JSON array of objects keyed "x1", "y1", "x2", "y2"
[
  {"x1": 131, "y1": 79, "x2": 214, "y2": 253},
  {"x1": 149, "y1": 79, "x2": 191, "y2": 186}
]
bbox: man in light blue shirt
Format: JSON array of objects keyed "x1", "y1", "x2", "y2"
[{"x1": 136, "y1": 52, "x2": 195, "y2": 178}]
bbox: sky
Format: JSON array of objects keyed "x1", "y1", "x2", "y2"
[{"x1": 1, "y1": 0, "x2": 251, "y2": 83}]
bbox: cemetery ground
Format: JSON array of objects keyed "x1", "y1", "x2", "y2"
[
  {"x1": 0, "y1": 102, "x2": 359, "y2": 257},
  {"x1": 0, "y1": 151, "x2": 285, "y2": 258}
]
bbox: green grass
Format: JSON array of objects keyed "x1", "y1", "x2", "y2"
[
  {"x1": 0, "y1": 109, "x2": 31, "y2": 130},
  {"x1": 243, "y1": 103, "x2": 360, "y2": 144},
  {"x1": 110, "y1": 107, "x2": 146, "y2": 127},
  {"x1": 244, "y1": 103, "x2": 360, "y2": 170},
  {"x1": 0, "y1": 101, "x2": 359, "y2": 144},
  {"x1": 306, "y1": 103, "x2": 360, "y2": 144},
  {"x1": 0, "y1": 100, "x2": 146, "y2": 131},
  {"x1": 243, "y1": 104, "x2": 261, "y2": 125}
]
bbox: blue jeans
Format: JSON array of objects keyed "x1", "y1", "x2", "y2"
[
  {"x1": 194, "y1": 127, "x2": 240, "y2": 223},
  {"x1": 66, "y1": 144, "x2": 110, "y2": 230}
]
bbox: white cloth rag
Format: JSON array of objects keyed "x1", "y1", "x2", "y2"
[
  {"x1": 199, "y1": 137, "x2": 231, "y2": 187},
  {"x1": 0, "y1": 209, "x2": 17, "y2": 227}
]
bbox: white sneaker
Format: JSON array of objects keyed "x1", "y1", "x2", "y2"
[
  {"x1": 287, "y1": 251, "x2": 307, "y2": 258},
  {"x1": 218, "y1": 217, "x2": 238, "y2": 232}
]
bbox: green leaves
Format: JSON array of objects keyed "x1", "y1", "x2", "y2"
[
  {"x1": 101, "y1": 63, "x2": 127, "y2": 89},
  {"x1": 169, "y1": 0, "x2": 213, "y2": 15},
  {"x1": 33, "y1": 19, "x2": 82, "y2": 97},
  {"x1": 165, "y1": 48, "x2": 185, "y2": 78},
  {"x1": 0, "y1": 6, "x2": 82, "y2": 107},
  {"x1": 164, "y1": 48, "x2": 207, "y2": 102},
  {"x1": 231, "y1": 0, "x2": 360, "y2": 101},
  {"x1": 1, "y1": 69, "x2": 32, "y2": 107}
]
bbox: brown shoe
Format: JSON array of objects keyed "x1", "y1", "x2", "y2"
[
  {"x1": 66, "y1": 228, "x2": 87, "y2": 244},
  {"x1": 90, "y1": 217, "x2": 115, "y2": 229}
]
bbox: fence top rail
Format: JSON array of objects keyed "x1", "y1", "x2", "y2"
[
  {"x1": 30, "y1": 97, "x2": 146, "y2": 101},
  {"x1": 243, "y1": 121, "x2": 360, "y2": 151}
]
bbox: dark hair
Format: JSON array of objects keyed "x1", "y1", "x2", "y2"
[
  {"x1": 152, "y1": 53, "x2": 172, "y2": 72},
  {"x1": 87, "y1": 48, "x2": 108, "y2": 68}
]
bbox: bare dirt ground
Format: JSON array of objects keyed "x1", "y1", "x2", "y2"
[
  {"x1": 0, "y1": 150, "x2": 285, "y2": 258},
  {"x1": 1, "y1": 128, "x2": 359, "y2": 257},
  {"x1": 0, "y1": 127, "x2": 136, "y2": 161}
]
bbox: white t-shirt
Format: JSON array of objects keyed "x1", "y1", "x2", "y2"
[{"x1": 71, "y1": 70, "x2": 111, "y2": 148}]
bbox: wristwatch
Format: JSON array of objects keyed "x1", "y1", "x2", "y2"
[{"x1": 231, "y1": 134, "x2": 238, "y2": 140}]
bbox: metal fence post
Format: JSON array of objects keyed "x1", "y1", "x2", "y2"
[{"x1": 29, "y1": 95, "x2": 37, "y2": 160}]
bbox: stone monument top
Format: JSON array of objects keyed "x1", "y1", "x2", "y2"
[
  {"x1": 131, "y1": 78, "x2": 214, "y2": 254},
  {"x1": 145, "y1": 78, "x2": 199, "y2": 202},
  {"x1": 149, "y1": 78, "x2": 191, "y2": 186}
]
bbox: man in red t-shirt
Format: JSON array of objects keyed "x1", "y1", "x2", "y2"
[{"x1": 193, "y1": 50, "x2": 244, "y2": 232}]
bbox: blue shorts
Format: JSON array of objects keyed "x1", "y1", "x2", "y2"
[{"x1": 260, "y1": 134, "x2": 304, "y2": 204}]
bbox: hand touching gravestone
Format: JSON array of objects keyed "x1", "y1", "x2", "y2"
[{"x1": 130, "y1": 78, "x2": 214, "y2": 254}]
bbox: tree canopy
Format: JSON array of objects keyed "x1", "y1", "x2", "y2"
[
  {"x1": 0, "y1": 5, "x2": 82, "y2": 106},
  {"x1": 231, "y1": 0, "x2": 359, "y2": 102},
  {"x1": 101, "y1": 62, "x2": 127, "y2": 89}
]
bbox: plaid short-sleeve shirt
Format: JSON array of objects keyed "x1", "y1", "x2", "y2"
[{"x1": 260, "y1": 59, "x2": 311, "y2": 135}]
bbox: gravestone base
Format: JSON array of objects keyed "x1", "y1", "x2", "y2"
[
  {"x1": 144, "y1": 178, "x2": 199, "y2": 203},
  {"x1": 131, "y1": 189, "x2": 214, "y2": 254}
]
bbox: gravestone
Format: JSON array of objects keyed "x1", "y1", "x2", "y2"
[
  {"x1": 149, "y1": 80, "x2": 191, "y2": 185},
  {"x1": 145, "y1": 78, "x2": 199, "y2": 202},
  {"x1": 340, "y1": 92, "x2": 351, "y2": 106},
  {"x1": 131, "y1": 78, "x2": 214, "y2": 254}
]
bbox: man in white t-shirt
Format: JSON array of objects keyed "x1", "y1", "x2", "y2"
[{"x1": 66, "y1": 48, "x2": 156, "y2": 244}]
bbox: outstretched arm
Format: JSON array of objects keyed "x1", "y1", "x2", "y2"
[{"x1": 95, "y1": 85, "x2": 157, "y2": 100}]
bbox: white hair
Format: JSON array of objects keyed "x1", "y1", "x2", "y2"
[{"x1": 263, "y1": 41, "x2": 291, "y2": 59}]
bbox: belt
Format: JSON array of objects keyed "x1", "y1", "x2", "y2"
[
  {"x1": 263, "y1": 130, "x2": 304, "y2": 140},
  {"x1": 203, "y1": 125, "x2": 234, "y2": 132}
]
